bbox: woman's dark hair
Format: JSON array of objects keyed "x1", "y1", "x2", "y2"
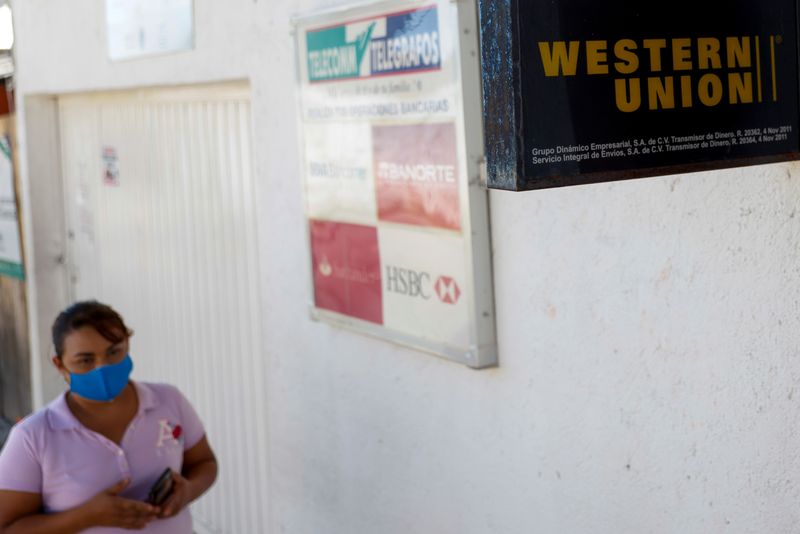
[{"x1": 52, "y1": 301, "x2": 133, "y2": 358}]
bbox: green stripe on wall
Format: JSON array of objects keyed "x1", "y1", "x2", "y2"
[
  {"x1": 0, "y1": 259, "x2": 24, "y2": 280},
  {"x1": 0, "y1": 138, "x2": 11, "y2": 161}
]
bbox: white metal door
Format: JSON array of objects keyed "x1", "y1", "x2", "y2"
[{"x1": 59, "y1": 83, "x2": 268, "y2": 534}]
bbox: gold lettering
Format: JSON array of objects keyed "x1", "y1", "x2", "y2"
[
  {"x1": 586, "y1": 40, "x2": 609, "y2": 74},
  {"x1": 539, "y1": 37, "x2": 762, "y2": 112},
  {"x1": 727, "y1": 37, "x2": 751, "y2": 68},
  {"x1": 614, "y1": 39, "x2": 639, "y2": 74},
  {"x1": 615, "y1": 78, "x2": 641, "y2": 112},
  {"x1": 697, "y1": 38, "x2": 721, "y2": 69},
  {"x1": 756, "y1": 36, "x2": 762, "y2": 102},
  {"x1": 771, "y1": 36, "x2": 778, "y2": 102},
  {"x1": 648, "y1": 77, "x2": 675, "y2": 109},
  {"x1": 642, "y1": 39, "x2": 667, "y2": 71},
  {"x1": 728, "y1": 72, "x2": 754, "y2": 104},
  {"x1": 538, "y1": 41, "x2": 580, "y2": 77},
  {"x1": 698, "y1": 74, "x2": 723, "y2": 106},
  {"x1": 680, "y1": 76, "x2": 693, "y2": 107},
  {"x1": 672, "y1": 38, "x2": 693, "y2": 70}
]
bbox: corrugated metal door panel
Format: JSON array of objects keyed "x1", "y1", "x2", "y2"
[{"x1": 58, "y1": 84, "x2": 268, "y2": 534}]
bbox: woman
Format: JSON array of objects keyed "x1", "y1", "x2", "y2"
[{"x1": 0, "y1": 301, "x2": 218, "y2": 533}]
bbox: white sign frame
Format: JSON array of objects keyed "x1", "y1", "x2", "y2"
[{"x1": 293, "y1": 0, "x2": 496, "y2": 368}]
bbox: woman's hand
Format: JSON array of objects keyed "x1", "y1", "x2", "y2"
[
  {"x1": 157, "y1": 471, "x2": 193, "y2": 519},
  {"x1": 80, "y1": 479, "x2": 160, "y2": 530},
  {"x1": 159, "y1": 436, "x2": 218, "y2": 519}
]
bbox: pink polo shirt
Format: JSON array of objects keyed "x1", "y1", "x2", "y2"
[{"x1": 0, "y1": 381, "x2": 205, "y2": 533}]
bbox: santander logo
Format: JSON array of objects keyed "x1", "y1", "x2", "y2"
[
  {"x1": 318, "y1": 256, "x2": 333, "y2": 277},
  {"x1": 434, "y1": 276, "x2": 460, "y2": 305}
]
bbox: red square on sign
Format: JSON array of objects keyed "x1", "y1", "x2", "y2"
[
  {"x1": 310, "y1": 220, "x2": 383, "y2": 324},
  {"x1": 373, "y1": 123, "x2": 461, "y2": 231}
]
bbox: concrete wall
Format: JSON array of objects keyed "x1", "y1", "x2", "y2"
[{"x1": 12, "y1": 1, "x2": 800, "y2": 533}]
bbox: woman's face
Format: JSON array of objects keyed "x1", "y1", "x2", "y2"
[{"x1": 53, "y1": 326, "x2": 129, "y2": 378}]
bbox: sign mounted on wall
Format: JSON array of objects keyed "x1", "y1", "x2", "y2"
[
  {"x1": 294, "y1": 0, "x2": 496, "y2": 368},
  {"x1": 106, "y1": 0, "x2": 194, "y2": 61},
  {"x1": 478, "y1": 0, "x2": 800, "y2": 190}
]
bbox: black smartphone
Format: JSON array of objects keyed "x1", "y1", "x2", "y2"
[{"x1": 146, "y1": 468, "x2": 174, "y2": 506}]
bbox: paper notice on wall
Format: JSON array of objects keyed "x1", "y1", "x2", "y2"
[
  {"x1": 0, "y1": 136, "x2": 24, "y2": 280},
  {"x1": 106, "y1": 0, "x2": 194, "y2": 61},
  {"x1": 102, "y1": 146, "x2": 120, "y2": 186}
]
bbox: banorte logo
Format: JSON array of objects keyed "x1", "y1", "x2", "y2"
[{"x1": 385, "y1": 266, "x2": 461, "y2": 305}]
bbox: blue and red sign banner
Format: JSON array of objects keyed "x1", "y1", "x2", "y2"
[{"x1": 306, "y1": 5, "x2": 441, "y2": 83}]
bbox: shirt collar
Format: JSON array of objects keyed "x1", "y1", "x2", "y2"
[
  {"x1": 46, "y1": 391, "x2": 80, "y2": 431},
  {"x1": 133, "y1": 381, "x2": 158, "y2": 412},
  {"x1": 46, "y1": 380, "x2": 157, "y2": 431}
]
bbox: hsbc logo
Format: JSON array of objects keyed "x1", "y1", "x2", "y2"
[
  {"x1": 385, "y1": 266, "x2": 461, "y2": 304},
  {"x1": 434, "y1": 276, "x2": 460, "y2": 304}
]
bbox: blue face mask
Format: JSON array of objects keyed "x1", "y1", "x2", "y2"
[{"x1": 70, "y1": 354, "x2": 134, "y2": 402}]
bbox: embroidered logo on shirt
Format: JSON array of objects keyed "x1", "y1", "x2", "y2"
[{"x1": 156, "y1": 420, "x2": 183, "y2": 448}]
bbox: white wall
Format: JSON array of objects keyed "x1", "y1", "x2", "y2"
[{"x1": 12, "y1": 1, "x2": 800, "y2": 533}]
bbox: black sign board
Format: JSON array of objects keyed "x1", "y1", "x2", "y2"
[{"x1": 478, "y1": 1, "x2": 800, "y2": 190}]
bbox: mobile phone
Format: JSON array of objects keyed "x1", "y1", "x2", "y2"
[{"x1": 146, "y1": 468, "x2": 174, "y2": 506}]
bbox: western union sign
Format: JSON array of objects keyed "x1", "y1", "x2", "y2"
[{"x1": 478, "y1": 1, "x2": 800, "y2": 190}]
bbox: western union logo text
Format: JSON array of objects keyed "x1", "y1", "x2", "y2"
[{"x1": 538, "y1": 37, "x2": 781, "y2": 112}]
